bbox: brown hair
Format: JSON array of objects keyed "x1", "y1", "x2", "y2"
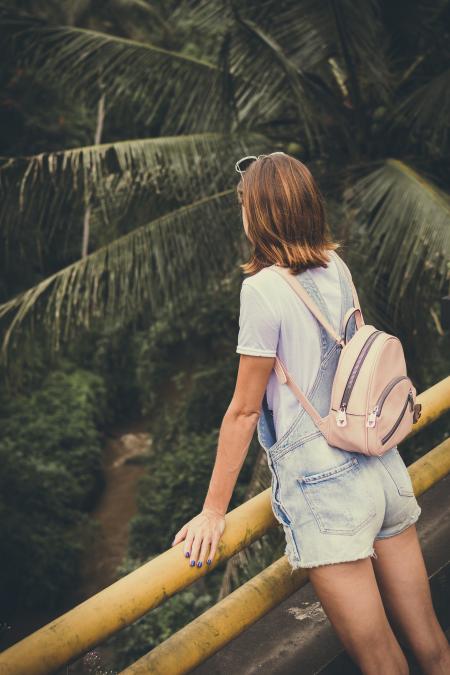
[{"x1": 236, "y1": 153, "x2": 341, "y2": 275}]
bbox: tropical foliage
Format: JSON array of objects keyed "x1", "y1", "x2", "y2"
[
  {"x1": 0, "y1": 0, "x2": 449, "y2": 665},
  {"x1": 0, "y1": 362, "x2": 107, "y2": 612},
  {"x1": 0, "y1": 0, "x2": 449, "y2": 361}
]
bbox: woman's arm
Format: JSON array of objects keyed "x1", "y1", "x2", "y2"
[
  {"x1": 171, "y1": 353, "x2": 275, "y2": 568},
  {"x1": 203, "y1": 353, "x2": 275, "y2": 516}
]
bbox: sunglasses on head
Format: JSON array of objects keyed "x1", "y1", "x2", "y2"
[{"x1": 234, "y1": 151, "x2": 285, "y2": 175}]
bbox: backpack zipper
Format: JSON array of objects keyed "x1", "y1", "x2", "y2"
[
  {"x1": 366, "y1": 375, "x2": 409, "y2": 428},
  {"x1": 336, "y1": 330, "x2": 383, "y2": 427},
  {"x1": 381, "y1": 390, "x2": 414, "y2": 444}
]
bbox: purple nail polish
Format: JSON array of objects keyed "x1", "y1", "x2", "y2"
[
  {"x1": 197, "y1": 561, "x2": 202, "y2": 568},
  {"x1": 207, "y1": 559, "x2": 211, "y2": 565},
  {"x1": 185, "y1": 551, "x2": 190, "y2": 558},
  {"x1": 190, "y1": 560, "x2": 196, "y2": 566}
]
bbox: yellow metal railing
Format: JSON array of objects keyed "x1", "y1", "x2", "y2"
[
  {"x1": 407, "y1": 376, "x2": 450, "y2": 436},
  {"x1": 1, "y1": 376, "x2": 449, "y2": 675},
  {"x1": 122, "y1": 436, "x2": 450, "y2": 675}
]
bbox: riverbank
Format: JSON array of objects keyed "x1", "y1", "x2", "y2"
[{"x1": 74, "y1": 420, "x2": 152, "y2": 603}]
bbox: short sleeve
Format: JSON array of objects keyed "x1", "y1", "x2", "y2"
[{"x1": 236, "y1": 281, "x2": 280, "y2": 357}]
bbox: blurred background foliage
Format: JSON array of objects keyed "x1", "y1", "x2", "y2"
[{"x1": 0, "y1": 0, "x2": 449, "y2": 669}]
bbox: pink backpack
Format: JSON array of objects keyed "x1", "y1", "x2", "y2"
[{"x1": 270, "y1": 258, "x2": 422, "y2": 457}]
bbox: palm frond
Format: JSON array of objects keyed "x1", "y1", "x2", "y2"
[
  {"x1": 0, "y1": 190, "x2": 245, "y2": 360},
  {"x1": 391, "y1": 69, "x2": 450, "y2": 156},
  {"x1": 0, "y1": 3, "x2": 226, "y2": 133},
  {"x1": 327, "y1": 0, "x2": 393, "y2": 105},
  {"x1": 346, "y1": 159, "x2": 450, "y2": 316},
  {"x1": 183, "y1": 1, "x2": 341, "y2": 145},
  {"x1": 186, "y1": 0, "x2": 392, "y2": 113},
  {"x1": 228, "y1": 12, "x2": 329, "y2": 150},
  {"x1": 0, "y1": 132, "x2": 270, "y2": 254},
  {"x1": 185, "y1": 0, "x2": 330, "y2": 72}
]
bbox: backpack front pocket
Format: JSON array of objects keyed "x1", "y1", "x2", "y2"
[{"x1": 297, "y1": 457, "x2": 377, "y2": 535}]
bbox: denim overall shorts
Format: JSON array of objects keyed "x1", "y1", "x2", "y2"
[{"x1": 257, "y1": 253, "x2": 422, "y2": 570}]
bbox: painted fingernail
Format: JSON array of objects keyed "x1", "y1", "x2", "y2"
[
  {"x1": 190, "y1": 560, "x2": 196, "y2": 567},
  {"x1": 207, "y1": 559, "x2": 211, "y2": 565},
  {"x1": 197, "y1": 561, "x2": 202, "y2": 568},
  {"x1": 185, "y1": 552, "x2": 190, "y2": 558}
]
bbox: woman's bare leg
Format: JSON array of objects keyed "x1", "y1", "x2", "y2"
[
  {"x1": 308, "y1": 556, "x2": 409, "y2": 674},
  {"x1": 372, "y1": 523, "x2": 450, "y2": 675}
]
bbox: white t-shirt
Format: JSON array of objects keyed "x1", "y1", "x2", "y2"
[{"x1": 236, "y1": 256, "x2": 342, "y2": 440}]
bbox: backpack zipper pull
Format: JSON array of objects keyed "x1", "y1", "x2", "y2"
[
  {"x1": 336, "y1": 404, "x2": 347, "y2": 427},
  {"x1": 366, "y1": 405, "x2": 379, "y2": 428}
]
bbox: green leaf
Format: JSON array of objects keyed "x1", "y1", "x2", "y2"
[
  {"x1": 0, "y1": 190, "x2": 246, "y2": 360},
  {"x1": 347, "y1": 159, "x2": 450, "y2": 312},
  {"x1": 186, "y1": 0, "x2": 393, "y2": 118},
  {"x1": 0, "y1": 3, "x2": 226, "y2": 133},
  {"x1": 391, "y1": 69, "x2": 450, "y2": 157},
  {"x1": 0, "y1": 131, "x2": 270, "y2": 250}
]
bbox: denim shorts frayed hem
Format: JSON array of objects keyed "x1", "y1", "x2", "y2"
[
  {"x1": 285, "y1": 543, "x2": 379, "y2": 573},
  {"x1": 285, "y1": 505, "x2": 422, "y2": 572}
]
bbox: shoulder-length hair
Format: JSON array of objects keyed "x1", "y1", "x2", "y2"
[{"x1": 236, "y1": 153, "x2": 342, "y2": 275}]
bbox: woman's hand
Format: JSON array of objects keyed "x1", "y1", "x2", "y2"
[{"x1": 171, "y1": 507, "x2": 226, "y2": 568}]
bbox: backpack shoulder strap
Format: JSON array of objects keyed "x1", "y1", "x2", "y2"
[
  {"x1": 269, "y1": 265, "x2": 345, "y2": 347},
  {"x1": 274, "y1": 358, "x2": 324, "y2": 427},
  {"x1": 269, "y1": 264, "x2": 338, "y2": 428}
]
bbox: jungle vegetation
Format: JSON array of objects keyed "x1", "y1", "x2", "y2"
[{"x1": 0, "y1": 0, "x2": 449, "y2": 667}]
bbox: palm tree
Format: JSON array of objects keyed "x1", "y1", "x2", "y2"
[
  {"x1": 0, "y1": 0, "x2": 449, "y2": 592},
  {"x1": 0, "y1": 0, "x2": 448, "y2": 364}
]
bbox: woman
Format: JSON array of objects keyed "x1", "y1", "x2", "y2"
[{"x1": 171, "y1": 153, "x2": 450, "y2": 674}]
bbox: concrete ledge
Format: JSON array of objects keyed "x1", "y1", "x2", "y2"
[{"x1": 192, "y1": 472, "x2": 450, "y2": 675}]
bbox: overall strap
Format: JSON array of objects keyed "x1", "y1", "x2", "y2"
[
  {"x1": 269, "y1": 264, "x2": 336, "y2": 427},
  {"x1": 270, "y1": 265, "x2": 345, "y2": 347},
  {"x1": 268, "y1": 257, "x2": 364, "y2": 429}
]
